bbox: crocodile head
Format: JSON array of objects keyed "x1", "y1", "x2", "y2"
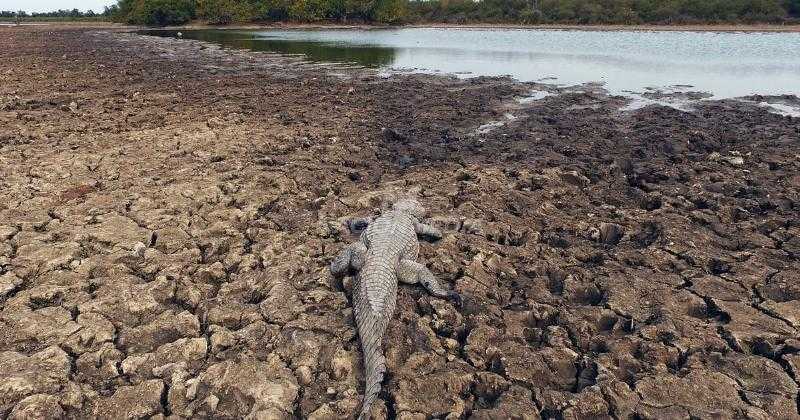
[{"x1": 392, "y1": 198, "x2": 426, "y2": 219}]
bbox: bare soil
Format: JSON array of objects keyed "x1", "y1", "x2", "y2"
[{"x1": 1, "y1": 24, "x2": 799, "y2": 419}]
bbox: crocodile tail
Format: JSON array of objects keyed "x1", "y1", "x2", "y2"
[{"x1": 356, "y1": 311, "x2": 388, "y2": 420}]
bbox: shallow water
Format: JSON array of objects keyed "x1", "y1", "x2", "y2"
[{"x1": 140, "y1": 28, "x2": 800, "y2": 101}]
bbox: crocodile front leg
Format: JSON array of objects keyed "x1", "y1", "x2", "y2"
[
  {"x1": 397, "y1": 259, "x2": 461, "y2": 305},
  {"x1": 330, "y1": 241, "x2": 367, "y2": 278}
]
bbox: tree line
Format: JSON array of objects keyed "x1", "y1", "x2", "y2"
[
  {"x1": 418, "y1": 0, "x2": 800, "y2": 24},
  {"x1": 5, "y1": 0, "x2": 799, "y2": 25},
  {"x1": 0, "y1": 9, "x2": 116, "y2": 19}
]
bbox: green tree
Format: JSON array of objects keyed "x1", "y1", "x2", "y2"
[
  {"x1": 373, "y1": 0, "x2": 407, "y2": 22},
  {"x1": 127, "y1": 0, "x2": 195, "y2": 25},
  {"x1": 288, "y1": 0, "x2": 332, "y2": 21},
  {"x1": 346, "y1": 0, "x2": 377, "y2": 20},
  {"x1": 197, "y1": 0, "x2": 250, "y2": 23},
  {"x1": 733, "y1": 0, "x2": 783, "y2": 21},
  {"x1": 249, "y1": 0, "x2": 291, "y2": 20}
]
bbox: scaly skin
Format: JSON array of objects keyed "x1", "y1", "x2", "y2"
[{"x1": 331, "y1": 199, "x2": 461, "y2": 420}]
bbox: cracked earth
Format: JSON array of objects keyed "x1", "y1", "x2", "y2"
[{"x1": 1, "y1": 24, "x2": 799, "y2": 419}]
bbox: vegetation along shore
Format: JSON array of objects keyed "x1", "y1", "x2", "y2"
[{"x1": 3, "y1": 0, "x2": 800, "y2": 26}]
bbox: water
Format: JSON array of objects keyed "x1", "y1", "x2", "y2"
[{"x1": 139, "y1": 28, "x2": 800, "y2": 101}]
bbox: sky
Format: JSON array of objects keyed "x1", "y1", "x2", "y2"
[{"x1": 3, "y1": 0, "x2": 116, "y2": 13}]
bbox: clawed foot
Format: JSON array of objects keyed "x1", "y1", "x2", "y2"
[{"x1": 347, "y1": 217, "x2": 371, "y2": 234}]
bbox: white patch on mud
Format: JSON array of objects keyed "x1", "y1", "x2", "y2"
[
  {"x1": 474, "y1": 113, "x2": 518, "y2": 135},
  {"x1": 475, "y1": 121, "x2": 505, "y2": 134},
  {"x1": 757, "y1": 102, "x2": 800, "y2": 117},
  {"x1": 517, "y1": 90, "x2": 554, "y2": 104},
  {"x1": 731, "y1": 98, "x2": 800, "y2": 118},
  {"x1": 621, "y1": 96, "x2": 697, "y2": 113},
  {"x1": 620, "y1": 85, "x2": 710, "y2": 113}
]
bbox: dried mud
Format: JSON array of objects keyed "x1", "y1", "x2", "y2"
[{"x1": 1, "y1": 25, "x2": 799, "y2": 419}]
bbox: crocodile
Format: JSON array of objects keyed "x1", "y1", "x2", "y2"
[{"x1": 330, "y1": 198, "x2": 461, "y2": 420}]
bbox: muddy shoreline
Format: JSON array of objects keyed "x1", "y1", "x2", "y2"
[{"x1": 1, "y1": 25, "x2": 799, "y2": 419}]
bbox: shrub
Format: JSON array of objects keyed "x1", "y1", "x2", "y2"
[
  {"x1": 127, "y1": 0, "x2": 195, "y2": 26},
  {"x1": 288, "y1": 0, "x2": 331, "y2": 21},
  {"x1": 197, "y1": 0, "x2": 249, "y2": 23},
  {"x1": 373, "y1": 0, "x2": 407, "y2": 22},
  {"x1": 251, "y1": 0, "x2": 292, "y2": 21},
  {"x1": 519, "y1": 6, "x2": 543, "y2": 23}
]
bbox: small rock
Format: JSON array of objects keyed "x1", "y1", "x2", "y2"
[
  {"x1": 0, "y1": 272, "x2": 24, "y2": 298},
  {"x1": 724, "y1": 155, "x2": 745, "y2": 166},
  {"x1": 68, "y1": 101, "x2": 78, "y2": 112},
  {"x1": 397, "y1": 412, "x2": 426, "y2": 420},
  {"x1": 430, "y1": 216, "x2": 461, "y2": 232},
  {"x1": 455, "y1": 169, "x2": 477, "y2": 182},
  {"x1": 207, "y1": 117, "x2": 225, "y2": 128},
  {"x1": 309, "y1": 403, "x2": 336, "y2": 420},
  {"x1": 331, "y1": 349, "x2": 354, "y2": 379},
  {"x1": 461, "y1": 218, "x2": 484, "y2": 235},
  {"x1": 0, "y1": 225, "x2": 18, "y2": 240},
  {"x1": 210, "y1": 327, "x2": 236, "y2": 354},
  {"x1": 197, "y1": 262, "x2": 227, "y2": 283},
  {"x1": 295, "y1": 366, "x2": 313, "y2": 386},
  {"x1": 560, "y1": 170, "x2": 590, "y2": 187},
  {"x1": 190, "y1": 356, "x2": 299, "y2": 417},
  {"x1": 474, "y1": 372, "x2": 510, "y2": 400},
  {"x1": 326, "y1": 387, "x2": 337, "y2": 395},
  {"x1": 598, "y1": 223, "x2": 624, "y2": 246},
  {"x1": 9, "y1": 394, "x2": 64, "y2": 420},
  {"x1": 709, "y1": 151, "x2": 744, "y2": 166},
  {"x1": 443, "y1": 338, "x2": 459, "y2": 352},
  {"x1": 132, "y1": 242, "x2": 147, "y2": 258},
  {"x1": 92, "y1": 380, "x2": 165, "y2": 419},
  {"x1": 588, "y1": 227, "x2": 600, "y2": 241}
]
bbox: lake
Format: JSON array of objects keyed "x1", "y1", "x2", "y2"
[{"x1": 139, "y1": 28, "x2": 800, "y2": 103}]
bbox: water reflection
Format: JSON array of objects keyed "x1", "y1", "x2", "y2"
[
  {"x1": 138, "y1": 28, "x2": 800, "y2": 99},
  {"x1": 139, "y1": 29, "x2": 395, "y2": 67}
]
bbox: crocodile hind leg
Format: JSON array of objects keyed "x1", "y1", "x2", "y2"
[
  {"x1": 397, "y1": 259, "x2": 461, "y2": 305},
  {"x1": 330, "y1": 241, "x2": 367, "y2": 278}
]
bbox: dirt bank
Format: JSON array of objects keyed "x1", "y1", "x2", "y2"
[{"x1": 1, "y1": 25, "x2": 799, "y2": 419}]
